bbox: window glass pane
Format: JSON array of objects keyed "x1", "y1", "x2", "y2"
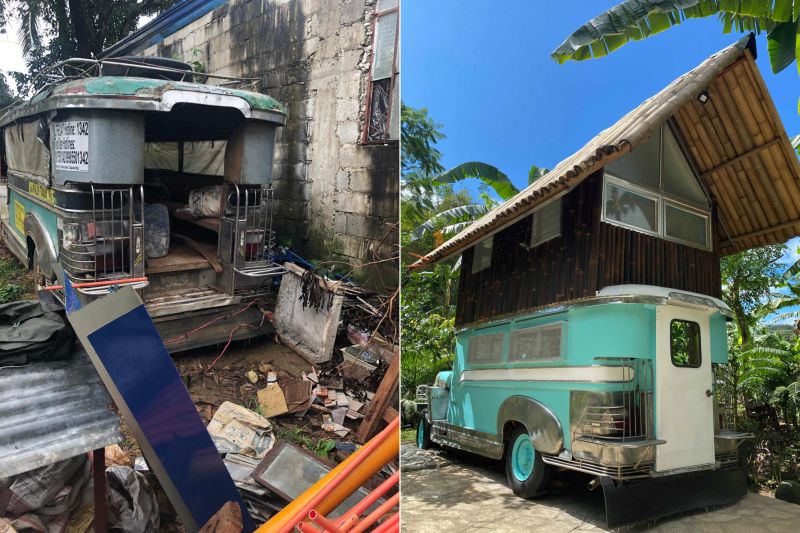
[
  {"x1": 468, "y1": 332, "x2": 505, "y2": 364},
  {"x1": 670, "y1": 320, "x2": 701, "y2": 368},
  {"x1": 471, "y1": 236, "x2": 493, "y2": 274},
  {"x1": 377, "y1": 0, "x2": 398, "y2": 10},
  {"x1": 662, "y1": 127, "x2": 707, "y2": 206},
  {"x1": 531, "y1": 199, "x2": 561, "y2": 246},
  {"x1": 372, "y1": 11, "x2": 398, "y2": 80},
  {"x1": 604, "y1": 182, "x2": 657, "y2": 233},
  {"x1": 509, "y1": 323, "x2": 563, "y2": 362},
  {"x1": 604, "y1": 131, "x2": 660, "y2": 190},
  {"x1": 665, "y1": 204, "x2": 708, "y2": 248}
]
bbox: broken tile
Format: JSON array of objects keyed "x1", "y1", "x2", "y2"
[
  {"x1": 346, "y1": 397, "x2": 364, "y2": 413},
  {"x1": 331, "y1": 407, "x2": 347, "y2": 426},
  {"x1": 335, "y1": 392, "x2": 349, "y2": 407},
  {"x1": 256, "y1": 383, "x2": 289, "y2": 418}
]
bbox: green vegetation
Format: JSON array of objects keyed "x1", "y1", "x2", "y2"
[{"x1": 0, "y1": 245, "x2": 33, "y2": 303}]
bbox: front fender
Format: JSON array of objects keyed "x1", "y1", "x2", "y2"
[
  {"x1": 24, "y1": 211, "x2": 57, "y2": 279},
  {"x1": 497, "y1": 395, "x2": 563, "y2": 455}
]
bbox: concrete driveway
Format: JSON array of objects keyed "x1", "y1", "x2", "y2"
[{"x1": 400, "y1": 444, "x2": 800, "y2": 532}]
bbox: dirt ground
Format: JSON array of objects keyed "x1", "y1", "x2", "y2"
[{"x1": 400, "y1": 444, "x2": 800, "y2": 533}]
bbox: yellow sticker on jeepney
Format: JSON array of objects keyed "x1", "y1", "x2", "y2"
[
  {"x1": 27, "y1": 181, "x2": 55, "y2": 205},
  {"x1": 13, "y1": 200, "x2": 25, "y2": 233}
]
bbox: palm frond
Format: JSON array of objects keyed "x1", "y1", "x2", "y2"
[
  {"x1": 432, "y1": 162, "x2": 519, "y2": 201},
  {"x1": 411, "y1": 204, "x2": 489, "y2": 241}
]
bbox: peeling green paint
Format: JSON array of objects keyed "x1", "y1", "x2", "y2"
[{"x1": 50, "y1": 76, "x2": 285, "y2": 114}]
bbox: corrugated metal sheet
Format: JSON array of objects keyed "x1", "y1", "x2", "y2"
[
  {"x1": 413, "y1": 35, "x2": 800, "y2": 266},
  {"x1": 0, "y1": 348, "x2": 122, "y2": 478}
]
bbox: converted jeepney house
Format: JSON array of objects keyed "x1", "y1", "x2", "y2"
[{"x1": 413, "y1": 36, "x2": 800, "y2": 526}]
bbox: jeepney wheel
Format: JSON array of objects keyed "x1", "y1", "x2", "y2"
[
  {"x1": 505, "y1": 426, "x2": 552, "y2": 498},
  {"x1": 417, "y1": 416, "x2": 432, "y2": 450}
]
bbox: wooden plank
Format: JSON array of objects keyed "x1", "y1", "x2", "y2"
[
  {"x1": 172, "y1": 210, "x2": 221, "y2": 232},
  {"x1": 356, "y1": 348, "x2": 399, "y2": 443},
  {"x1": 720, "y1": 218, "x2": 800, "y2": 246},
  {"x1": 173, "y1": 233, "x2": 222, "y2": 273},
  {"x1": 145, "y1": 242, "x2": 212, "y2": 274}
]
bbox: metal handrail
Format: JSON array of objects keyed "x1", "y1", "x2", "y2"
[{"x1": 25, "y1": 57, "x2": 260, "y2": 99}]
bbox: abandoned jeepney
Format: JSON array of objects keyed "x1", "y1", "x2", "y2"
[
  {"x1": 413, "y1": 36, "x2": 800, "y2": 527},
  {"x1": 0, "y1": 57, "x2": 286, "y2": 351}
]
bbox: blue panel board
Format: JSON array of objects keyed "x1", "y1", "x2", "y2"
[{"x1": 69, "y1": 288, "x2": 254, "y2": 532}]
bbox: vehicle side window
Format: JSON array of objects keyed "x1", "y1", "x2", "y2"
[
  {"x1": 467, "y1": 332, "x2": 504, "y2": 364},
  {"x1": 670, "y1": 319, "x2": 701, "y2": 368},
  {"x1": 509, "y1": 322, "x2": 564, "y2": 362}
]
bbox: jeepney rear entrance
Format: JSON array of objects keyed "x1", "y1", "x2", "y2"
[{"x1": 0, "y1": 59, "x2": 287, "y2": 351}]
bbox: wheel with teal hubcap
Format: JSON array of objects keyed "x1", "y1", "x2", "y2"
[
  {"x1": 417, "y1": 415, "x2": 432, "y2": 449},
  {"x1": 505, "y1": 425, "x2": 552, "y2": 498}
]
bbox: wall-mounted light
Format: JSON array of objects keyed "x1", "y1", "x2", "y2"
[{"x1": 697, "y1": 90, "x2": 710, "y2": 104}]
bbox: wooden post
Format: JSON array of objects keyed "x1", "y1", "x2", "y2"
[
  {"x1": 93, "y1": 448, "x2": 106, "y2": 533},
  {"x1": 357, "y1": 349, "x2": 399, "y2": 443}
]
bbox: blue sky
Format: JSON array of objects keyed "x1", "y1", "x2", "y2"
[{"x1": 402, "y1": 0, "x2": 800, "y2": 278}]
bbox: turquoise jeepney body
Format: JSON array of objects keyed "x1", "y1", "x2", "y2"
[{"x1": 421, "y1": 285, "x2": 747, "y2": 480}]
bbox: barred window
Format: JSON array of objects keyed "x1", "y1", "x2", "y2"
[{"x1": 364, "y1": 0, "x2": 399, "y2": 142}]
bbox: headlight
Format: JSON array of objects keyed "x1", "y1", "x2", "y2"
[{"x1": 62, "y1": 223, "x2": 82, "y2": 245}]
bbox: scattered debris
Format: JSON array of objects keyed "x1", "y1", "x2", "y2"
[
  {"x1": 199, "y1": 501, "x2": 243, "y2": 533},
  {"x1": 245, "y1": 370, "x2": 259, "y2": 384},
  {"x1": 208, "y1": 401, "x2": 274, "y2": 458},
  {"x1": 257, "y1": 383, "x2": 289, "y2": 418},
  {"x1": 251, "y1": 441, "x2": 376, "y2": 518}
]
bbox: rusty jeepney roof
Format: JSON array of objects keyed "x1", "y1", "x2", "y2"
[
  {"x1": 0, "y1": 74, "x2": 286, "y2": 127},
  {"x1": 412, "y1": 35, "x2": 800, "y2": 267}
]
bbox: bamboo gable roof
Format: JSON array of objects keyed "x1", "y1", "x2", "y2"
[{"x1": 413, "y1": 35, "x2": 800, "y2": 267}]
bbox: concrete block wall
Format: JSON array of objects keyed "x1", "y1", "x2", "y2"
[{"x1": 142, "y1": 0, "x2": 398, "y2": 291}]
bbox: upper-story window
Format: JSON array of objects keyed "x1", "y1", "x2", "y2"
[
  {"x1": 602, "y1": 123, "x2": 711, "y2": 250},
  {"x1": 471, "y1": 235, "x2": 493, "y2": 273},
  {"x1": 530, "y1": 198, "x2": 561, "y2": 247},
  {"x1": 364, "y1": 0, "x2": 399, "y2": 143}
]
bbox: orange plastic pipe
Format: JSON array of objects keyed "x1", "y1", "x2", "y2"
[
  {"x1": 257, "y1": 418, "x2": 399, "y2": 533},
  {"x1": 335, "y1": 471, "x2": 399, "y2": 528},
  {"x1": 43, "y1": 277, "x2": 148, "y2": 291},
  {"x1": 369, "y1": 513, "x2": 398, "y2": 533},
  {"x1": 346, "y1": 493, "x2": 399, "y2": 533},
  {"x1": 308, "y1": 510, "x2": 344, "y2": 533}
]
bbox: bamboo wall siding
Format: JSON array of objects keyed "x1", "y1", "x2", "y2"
[{"x1": 455, "y1": 173, "x2": 722, "y2": 327}]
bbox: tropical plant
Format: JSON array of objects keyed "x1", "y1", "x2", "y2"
[
  {"x1": 721, "y1": 244, "x2": 786, "y2": 346},
  {"x1": 552, "y1": 0, "x2": 800, "y2": 76},
  {"x1": 1, "y1": 0, "x2": 178, "y2": 92}
]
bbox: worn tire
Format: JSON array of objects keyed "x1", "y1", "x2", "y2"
[
  {"x1": 505, "y1": 425, "x2": 552, "y2": 498},
  {"x1": 417, "y1": 416, "x2": 432, "y2": 450}
]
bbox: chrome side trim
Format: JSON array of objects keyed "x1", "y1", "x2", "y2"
[
  {"x1": 430, "y1": 421, "x2": 504, "y2": 460},
  {"x1": 456, "y1": 288, "x2": 732, "y2": 332},
  {"x1": 571, "y1": 436, "x2": 665, "y2": 468},
  {"x1": 542, "y1": 454, "x2": 654, "y2": 480},
  {"x1": 462, "y1": 365, "x2": 634, "y2": 383},
  {"x1": 497, "y1": 396, "x2": 563, "y2": 454}
]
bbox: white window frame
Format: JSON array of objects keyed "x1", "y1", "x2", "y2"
[
  {"x1": 471, "y1": 235, "x2": 493, "y2": 274},
  {"x1": 602, "y1": 173, "x2": 712, "y2": 252},
  {"x1": 530, "y1": 198, "x2": 562, "y2": 247},
  {"x1": 508, "y1": 321, "x2": 567, "y2": 363},
  {"x1": 602, "y1": 173, "x2": 662, "y2": 237},
  {"x1": 662, "y1": 199, "x2": 712, "y2": 250}
]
